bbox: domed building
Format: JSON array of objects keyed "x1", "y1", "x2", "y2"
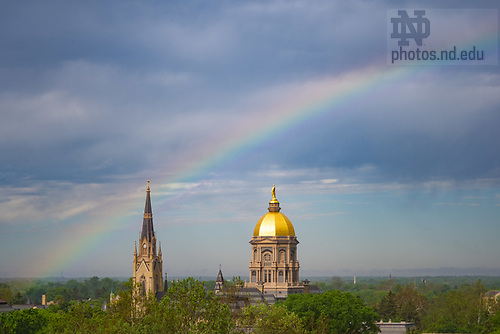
[{"x1": 245, "y1": 185, "x2": 305, "y2": 298}]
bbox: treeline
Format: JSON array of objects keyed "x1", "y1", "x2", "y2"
[
  {"x1": 0, "y1": 278, "x2": 380, "y2": 334},
  {"x1": 1, "y1": 276, "x2": 500, "y2": 333},
  {"x1": 315, "y1": 276, "x2": 500, "y2": 333},
  {"x1": 0, "y1": 277, "x2": 123, "y2": 307}
]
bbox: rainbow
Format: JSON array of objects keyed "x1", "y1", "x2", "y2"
[
  {"x1": 32, "y1": 64, "x2": 407, "y2": 278},
  {"x1": 31, "y1": 27, "x2": 498, "y2": 278}
]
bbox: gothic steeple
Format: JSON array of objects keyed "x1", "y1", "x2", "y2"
[
  {"x1": 214, "y1": 264, "x2": 225, "y2": 293},
  {"x1": 216, "y1": 264, "x2": 224, "y2": 283},
  {"x1": 141, "y1": 179, "x2": 155, "y2": 242},
  {"x1": 134, "y1": 179, "x2": 163, "y2": 296}
]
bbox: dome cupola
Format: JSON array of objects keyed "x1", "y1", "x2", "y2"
[{"x1": 253, "y1": 185, "x2": 295, "y2": 237}]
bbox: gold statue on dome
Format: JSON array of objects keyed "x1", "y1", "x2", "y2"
[{"x1": 272, "y1": 185, "x2": 277, "y2": 201}]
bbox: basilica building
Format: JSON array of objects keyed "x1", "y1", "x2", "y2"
[
  {"x1": 132, "y1": 180, "x2": 164, "y2": 297},
  {"x1": 244, "y1": 186, "x2": 306, "y2": 298}
]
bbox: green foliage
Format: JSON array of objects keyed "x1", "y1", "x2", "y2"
[
  {"x1": 0, "y1": 308, "x2": 48, "y2": 334},
  {"x1": 23, "y1": 276, "x2": 123, "y2": 305},
  {"x1": 423, "y1": 280, "x2": 490, "y2": 333},
  {"x1": 377, "y1": 290, "x2": 397, "y2": 321},
  {"x1": 0, "y1": 283, "x2": 13, "y2": 304},
  {"x1": 2, "y1": 276, "x2": 500, "y2": 333},
  {"x1": 283, "y1": 290, "x2": 379, "y2": 334},
  {"x1": 375, "y1": 284, "x2": 428, "y2": 328},
  {"x1": 393, "y1": 284, "x2": 427, "y2": 324},
  {"x1": 104, "y1": 277, "x2": 234, "y2": 333},
  {"x1": 160, "y1": 277, "x2": 234, "y2": 333},
  {"x1": 239, "y1": 303, "x2": 304, "y2": 334},
  {"x1": 44, "y1": 302, "x2": 108, "y2": 333},
  {"x1": 10, "y1": 293, "x2": 25, "y2": 305}
]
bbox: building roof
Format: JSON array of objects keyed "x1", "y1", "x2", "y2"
[
  {"x1": 141, "y1": 180, "x2": 155, "y2": 242},
  {"x1": 253, "y1": 186, "x2": 295, "y2": 237},
  {"x1": 11, "y1": 304, "x2": 37, "y2": 310},
  {"x1": 307, "y1": 285, "x2": 322, "y2": 294},
  {"x1": 377, "y1": 321, "x2": 415, "y2": 334},
  {"x1": 0, "y1": 299, "x2": 14, "y2": 313},
  {"x1": 484, "y1": 290, "x2": 500, "y2": 298}
]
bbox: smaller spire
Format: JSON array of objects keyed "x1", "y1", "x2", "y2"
[
  {"x1": 216, "y1": 264, "x2": 224, "y2": 283},
  {"x1": 215, "y1": 265, "x2": 225, "y2": 293},
  {"x1": 159, "y1": 241, "x2": 162, "y2": 257},
  {"x1": 134, "y1": 241, "x2": 137, "y2": 258}
]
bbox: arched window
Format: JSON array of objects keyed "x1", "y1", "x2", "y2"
[
  {"x1": 251, "y1": 271, "x2": 256, "y2": 282},
  {"x1": 279, "y1": 250, "x2": 286, "y2": 262},
  {"x1": 278, "y1": 271, "x2": 284, "y2": 283},
  {"x1": 263, "y1": 253, "x2": 271, "y2": 266}
]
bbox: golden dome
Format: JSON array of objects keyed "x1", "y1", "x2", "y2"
[{"x1": 253, "y1": 185, "x2": 295, "y2": 237}]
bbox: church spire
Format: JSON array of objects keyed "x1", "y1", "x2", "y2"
[
  {"x1": 214, "y1": 264, "x2": 225, "y2": 293},
  {"x1": 141, "y1": 179, "x2": 155, "y2": 242},
  {"x1": 216, "y1": 264, "x2": 224, "y2": 283}
]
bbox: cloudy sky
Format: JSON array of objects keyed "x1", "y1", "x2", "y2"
[{"x1": 1, "y1": 0, "x2": 499, "y2": 279}]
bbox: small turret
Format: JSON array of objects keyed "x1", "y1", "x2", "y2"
[{"x1": 214, "y1": 265, "x2": 225, "y2": 293}]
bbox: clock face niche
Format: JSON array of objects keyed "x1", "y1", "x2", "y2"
[{"x1": 143, "y1": 243, "x2": 147, "y2": 249}]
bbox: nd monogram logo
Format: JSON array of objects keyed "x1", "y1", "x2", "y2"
[{"x1": 391, "y1": 10, "x2": 430, "y2": 46}]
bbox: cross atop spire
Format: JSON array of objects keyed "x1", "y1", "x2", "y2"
[{"x1": 141, "y1": 179, "x2": 155, "y2": 242}]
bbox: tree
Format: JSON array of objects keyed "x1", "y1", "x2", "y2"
[
  {"x1": 283, "y1": 290, "x2": 379, "y2": 334},
  {"x1": 393, "y1": 284, "x2": 427, "y2": 325},
  {"x1": 423, "y1": 280, "x2": 490, "y2": 333},
  {"x1": 239, "y1": 303, "x2": 304, "y2": 334},
  {"x1": 11, "y1": 292, "x2": 25, "y2": 305},
  {"x1": 0, "y1": 308, "x2": 48, "y2": 334},
  {"x1": 378, "y1": 279, "x2": 396, "y2": 292},
  {"x1": 107, "y1": 277, "x2": 235, "y2": 333},
  {"x1": 158, "y1": 277, "x2": 234, "y2": 333},
  {"x1": 377, "y1": 290, "x2": 397, "y2": 321},
  {"x1": 0, "y1": 283, "x2": 13, "y2": 304},
  {"x1": 330, "y1": 276, "x2": 346, "y2": 291}
]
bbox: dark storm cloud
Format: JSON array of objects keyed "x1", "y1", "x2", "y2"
[
  {"x1": 236, "y1": 69, "x2": 500, "y2": 184},
  {"x1": 0, "y1": 0, "x2": 386, "y2": 185},
  {"x1": 0, "y1": 0, "x2": 498, "y2": 187}
]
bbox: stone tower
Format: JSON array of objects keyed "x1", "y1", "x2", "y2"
[
  {"x1": 133, "y1": 180, "x2": 163, "y2": 295},
  {"x1": 245, "y1": 185, "x2": 303, "y2": 299}
]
